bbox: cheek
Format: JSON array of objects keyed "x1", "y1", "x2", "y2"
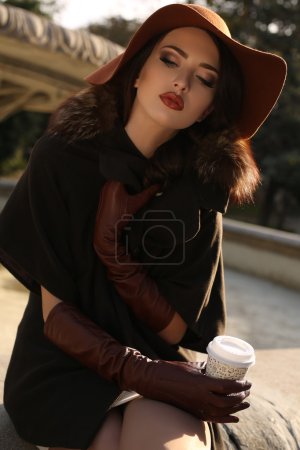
[
  {"x1": 135, "y1": 72, "x2": 152, "y2": 97},
  {"x1": 136, "y1": 69, "x2": 162, "y2": 104},
  {"x1": 191, "y1": 89, "x2": 215, "y2": 113},
  {"x1": 137, "y1": 60, "x2": 164, "y2": 93}
]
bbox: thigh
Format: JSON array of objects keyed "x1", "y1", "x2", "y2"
[
  {"x1": 120, "y1": 398, "x2": 211, "y2": 450},
  {"x1": 87, "y1": 408, "x2": 123, "y2": 450}
]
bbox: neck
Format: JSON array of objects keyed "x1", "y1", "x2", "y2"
[{"x1": 125, "y1": 113, "x2": 177, "y2": 159}]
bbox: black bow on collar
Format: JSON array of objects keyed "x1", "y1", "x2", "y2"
[
  {"x1": 98, "y1": 125, "x2": 149, "y2": 193},
  {"x1": 97, "y1": 124, "x2": 229, "y2": 214}
]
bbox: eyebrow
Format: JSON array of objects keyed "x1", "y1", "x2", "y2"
[{"x1": 161, "y1": 45, "x2": 219, "y2": 74}]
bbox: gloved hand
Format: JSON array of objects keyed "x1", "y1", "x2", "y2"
[
  {"x1": 94, "y1": 180, "x2": 176, "y2": 332},
  {"x1": 45, "y1": 301, "x2": 251, "y2": 423}
]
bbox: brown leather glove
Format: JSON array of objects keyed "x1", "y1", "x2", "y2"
[
  {"x1": 93, "y1": 180, "x2": 175, "y2": 332},
  {"x1": 44, "y1": 301, "x2": 251, "y2": 423}
]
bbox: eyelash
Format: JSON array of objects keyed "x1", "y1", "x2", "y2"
[
  {"x1": 160, "y1": 56, "x2": 177, "y2": 67},
  {"x1": 196, "y1": 76, "x2": 215, "y2": 89},
  {"x1": 159, "y1": 56, "x2": 215, "y2": 89}
]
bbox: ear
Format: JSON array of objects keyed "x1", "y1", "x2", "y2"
[{"x1": 197, "y1": 104, "x2": 214, "y2": 122}]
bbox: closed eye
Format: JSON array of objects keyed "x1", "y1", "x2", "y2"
[
  {"x1": 160, "y1": 56, "x2": 177, "y2": 67},
  {"x1": 160, "y1": 55, "x2": 216, "y2": 88},
  {"x1": 196, "y1": 75, "x2": 216, "y2": 89}
]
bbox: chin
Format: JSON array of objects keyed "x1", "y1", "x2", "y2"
[{"x1": 150, "y1": 113, "x2": 185, "y2": 132}]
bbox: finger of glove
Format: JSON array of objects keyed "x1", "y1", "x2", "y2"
[
  {"x1": 209, "y1": 389, "x2": 250, "y2": 408},
  {"x1": 207, "y1": 414, "x2": 240, "y2": 424},
  {"x1": 207, "y1": 377, "x2": 252, "y2": 396},
  {"x1": 100, "y1": 181, "x2": 161, "y2": 223},
  {"x1": 97, "y1": 181, "x2": 125, "y2": 219},
  {"x1": 98, "y1": 181, "x2": 134, "y2": 234},
  {"x1": 104, "y1": 181, "x2": 127, "y2": 211},
  {"x1": 207, "y1": 401, "x2": 250, "y2": 419},
  {"x1": 207, "y1": 401, "x2": 250, "y2": 423},
  {"x1": 222, "y1": 401, "x2": 250, "y2": 416},
  {"x1": 126, "y1": 184, "x2": 161, "y2": 214},
  {"x1": 193, "y1": 407, "x2": 240, "y2": 424}
]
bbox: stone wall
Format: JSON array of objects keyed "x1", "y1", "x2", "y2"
[{"x1": 223, "y1": 218, "x2": 300, "y2": 291}]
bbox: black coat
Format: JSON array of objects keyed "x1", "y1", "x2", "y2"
[{"x1": 0, "y1": 89, "x2": 241, "y2": 449}]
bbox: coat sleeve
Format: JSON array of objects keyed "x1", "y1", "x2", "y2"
[{"x1": 0, "y1": 134, "x2": 78, "y2": 302}]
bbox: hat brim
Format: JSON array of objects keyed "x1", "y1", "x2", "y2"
[{"x1": 85, "y1": 4, "x2": 287, "y2": 139}]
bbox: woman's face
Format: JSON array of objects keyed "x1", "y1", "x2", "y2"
[{"x1": 129, "y1": 27, "x2": 220, "y2": 133}]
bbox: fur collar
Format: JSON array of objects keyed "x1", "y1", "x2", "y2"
[
  {"x1": 47, "y1": 86, "x2": 118, "y2": 141},
  {"x1": 47, "y1": 86, "x2": 260, "y2": 204},
  {"x1": 193, "y1": 130, "x2": 260, "y2": 204}
]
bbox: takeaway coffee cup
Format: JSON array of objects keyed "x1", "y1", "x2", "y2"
[{"x1": 206, "y1": 335, "x2": 255, "y2": 380}]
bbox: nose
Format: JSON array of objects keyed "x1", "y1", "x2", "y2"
[{"x1": 173, "y1": 73, "x2": 190, "y2": 92}]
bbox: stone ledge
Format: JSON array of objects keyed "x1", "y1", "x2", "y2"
[
  {"x1": 0, "y1": 178, "x2": 17, "y2": 196},
  {"x1": 224, "y1": 218, "x2": 300, "y2": 257},
  {"x1": 0, "y1": 405, "x2": 36, "y2": 450},
  {"x1": 220, "y1": 395, "x2": 300, "y2": 450},
  {"x1": 223, "y1": 219, "x2": 300, "y2": 291}
]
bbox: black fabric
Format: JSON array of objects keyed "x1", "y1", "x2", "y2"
[{"x1": 0, "y1": 125, "x2": 226, "y2": 449}]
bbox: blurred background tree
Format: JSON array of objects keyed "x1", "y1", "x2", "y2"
[
  {"x1": 88, "y1": 16, "x2": 141, "y2": 47},
  {"x1": 0, "y1": 0, "x2": 59, "y2": 17},
  {"x1": 0, "y1": 0, "x2": 61, "y2": 176},
  {"x1": 0, "y1": 0, "x2": 299, "y2": 231},
  {"x1": 203, "y1": 0, "x2": 300, "y2": 230}
]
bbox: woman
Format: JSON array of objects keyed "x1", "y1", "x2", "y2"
[{"x1": 0, "y1": 3, "x2": 286, "y2": 450}]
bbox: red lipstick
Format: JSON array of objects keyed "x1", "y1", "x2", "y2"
[{"x1": 159, "y1": 92, "x2": 184, "y2": 111}]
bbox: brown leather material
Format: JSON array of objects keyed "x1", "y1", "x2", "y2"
[
  {"x1": 44, "y1": 301, "x2": 252, "y2": 422},
  {"x1": 93, "y1": 180, "x2": 176, "y2": 332},
  {"x1": 44, "y1": 301, "x2": 138, "y2": 386}
]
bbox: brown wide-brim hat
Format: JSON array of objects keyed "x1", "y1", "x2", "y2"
[{"x1": 85, "y1": 3, "x2": 287, "y2": 139}]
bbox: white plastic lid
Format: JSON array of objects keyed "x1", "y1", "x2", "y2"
[{"x1": 207, "y1": 335, "x2": 255, "y2": 368}]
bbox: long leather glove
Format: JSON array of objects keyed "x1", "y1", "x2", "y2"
[
  {"x1": 93, "y1": 180, "x2": 176, "y2": 332},
  {"x1": 44, "y1": 301, "x2": 251, "y2": 423}
]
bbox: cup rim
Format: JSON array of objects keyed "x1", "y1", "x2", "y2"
[{"x1": 206, "y1": 335, "x2": 255, "y2": 368}]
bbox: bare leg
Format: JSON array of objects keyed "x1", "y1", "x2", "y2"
[
  {"x1": 119, "y1": 398, "x2": 211, "y2": 450},
  {"x1": 87, "y1": 408, "x2": 123, "y2": 450}
]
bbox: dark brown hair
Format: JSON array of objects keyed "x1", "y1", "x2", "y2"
[
  {"x1": 103, "y1": 29, "x2": 259, "y2": 202},
  {"x1": 110, "y1": 30, "x2": 244, "y2": 134},
  {"x1": 49, "y1": 28, "x2": 260, "y2": 203},
  {"x1": 111, "y1": 35, "x2": 162, "y2": 125}
]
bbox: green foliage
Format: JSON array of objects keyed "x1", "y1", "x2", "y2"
[
  {"x1": 0, "y1": 112, "x2": 49, "y2": 175},
  {"x1": 0, "y1": 0, "x2": 60, "y2": 18},
  {"x1": 1, "y1": 148, "x2": 27, "y2": 176},
  {"x1": 0, "y1": 0, "x2": 58, "y2": 174},
  {"x1": 202, "y1": 0, "x2": 300, "y2": 230},
  {"x1": 88, "y1": 16, "x2": 141, "y2": 47}
]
